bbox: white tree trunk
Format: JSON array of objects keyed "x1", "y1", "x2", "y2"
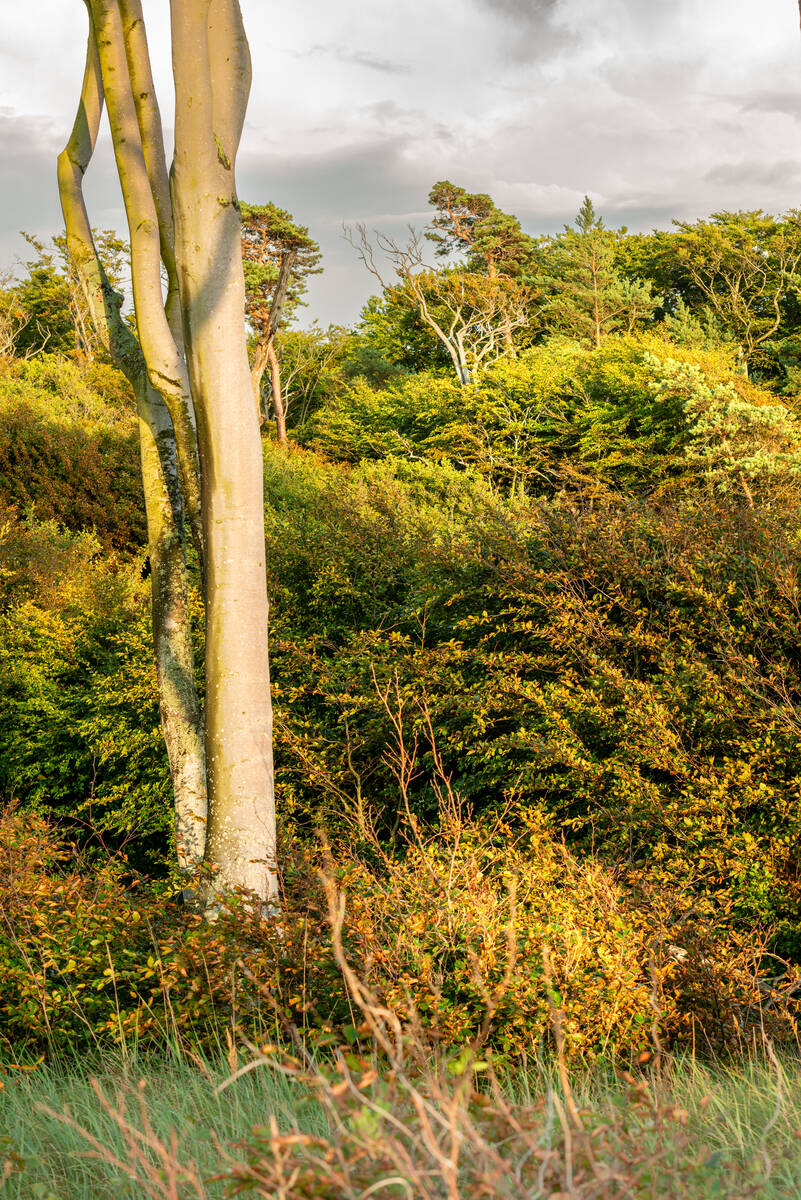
[
  {"x1": 171, "y1": 0, "x2": 278, "y2": 906},
  {"x1": 58, "y1": 20, "x2": 207, "y2": 872}
]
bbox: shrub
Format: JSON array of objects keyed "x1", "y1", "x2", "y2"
[
  {"x1": 261, "y1": 451, "x2": 801, "y2": 955},
  {"x1": 0, "y1": 516, "x2": 174, "y2": 852},
  {"x1": 1, "y1": 801, "x2": 794, "y2": 1063},
  {"x1": 5, "y1": 445, "x2": 801, "y2": 960},
  {"x1": 0, "y1": 354, "x2": 144, "y2": 548},
  {"x1": 299, "y1": 334, "x2": 788, "y2": 496}
]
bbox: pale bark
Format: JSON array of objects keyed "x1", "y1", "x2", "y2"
[
  {"x1": 138, "y1": 401, "x2": 208, "y2": 870},
  {"x1": 58, "y1": 18, "x2": 207, "y2": 871},
  {"x1": 88, "y1": 0, "x2": 205, "y2": 573},
  {"x1": 63, "y1": 0, "x2": 278, "y2": 904},
  {"x1": 117, "y1": 0, "x2": 184, "y2": 347},
  {"x1": 347, "y1": 226, "x2": 527, "y2": 387},
  {"x1": 171, "y1": 0, "x2": 278, "y2": 906}
]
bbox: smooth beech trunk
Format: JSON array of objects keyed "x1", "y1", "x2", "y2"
[
  {"x1": 171, "y1": 0, "x2": 278, "y2": 904},
  {"x1": 60, "y1": 0, "x2": 278, "y2": 905},
  {"x1": 88, "y1": 0, "x2": 205, "y2": 573},
  {"x1": 57, "y1": 21, "x2": 207, "y2": 871}
]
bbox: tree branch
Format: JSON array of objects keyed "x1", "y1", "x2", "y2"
[
  {"x1": 88, "y1": 0, "x2": 205, "y2": 574},
  {"x1": 118, "y1": 0, "x2": 183, "y2": 346}
]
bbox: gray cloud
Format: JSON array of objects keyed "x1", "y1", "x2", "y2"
[
  {"x1": 473, "y1": 0, "x2": 561, "y2": 21},
  {"x1": 470, "y1": 0, "x2": 578, "y2": 63},
  {"x1": 0, "y1": 109, "x2": 125, "y2": 275},
  {"x1": 298, "y1": 44, "x2": 410, "y2": 75},
  {"x1": 704, "y1": 159, "x2": 801, "y2": 191},
  {"x1": 0, "y1": 112, "x2": 72, "y2": 271},
  {"x1": 2, "y1": 0, "x2": 801, "y2": 326},
  {"x1": 0, "y1": 112, "x2": 63, "y2": 228},
  {"x1": 238, "y1": 137, "x2": 434, "y2": 323},
  {"x1": 741, "y1": 89, "x2": 801, "y2": 119}
]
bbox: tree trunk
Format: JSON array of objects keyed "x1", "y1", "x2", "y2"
[
  {"x1": 88, "y1": 0, "x2": 205, "y2": 576},
  {"x1": 118, "y1": 0, "x2": 185, "y2": 352},
  {"x1": 57, "y1": 21, "x2": 207, "y2": 872},
  {"x1": 249, "y1": 249, "x2": 296, "y2": 431},
  {"x1": 171, "y1": 0, "x2": 278, "y2": 907},
  {"x1": 267, "y1": 339, "x2": 287, "y2": 445},
  {"x1": 250, "y1": 340, "x2": 269, "y2": 423},
  {"x1": 591, "y1": 250, "x2": 602, "y2": 350},
  {"x1": 453, "y1": 332, "x2": 471, "y2": 386},
  {"x1": 138, "y1": 389, "x2": 207, "y2": 871}
]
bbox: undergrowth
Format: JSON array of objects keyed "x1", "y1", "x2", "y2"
[{"x1": 2, "y1": 1015, "x2": 801, "y2": 1195}]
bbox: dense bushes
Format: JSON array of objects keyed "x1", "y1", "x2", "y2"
[
  {"x1": 2, "y1": 336, "x2": 801, "y2": 1060},
  {"x1": 4, "y1": 432, "x2": 801, "y2": 952},
  {"x1": 0, "y1": 510, "x2": 172, "y2": 852},
  {"x1": 1, "y1": 806, "x2": 793, "y2": 1062},
  {"x1": 299, "y1": 335, "x2": 794, "y2": 497},
  {"x1": 258, "y1": 449, "x2": 801, "y2": 956},
  {"x1": 0, "y1": 355, "x2": 144, "y2": 548}
]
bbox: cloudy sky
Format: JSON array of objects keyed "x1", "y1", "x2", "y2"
[{"x1": 2, "y1": 0, "x2": 801, "y2": 323}]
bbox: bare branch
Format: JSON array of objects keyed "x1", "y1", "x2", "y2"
[{"x1": 346, "y1": 224, "x2": 530, "y2": 385}]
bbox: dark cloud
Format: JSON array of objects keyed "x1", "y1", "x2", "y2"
[
  {"x1": 238, "y1": 137, "x2": 434, "y2": 324},
  {"x1": 0, "y1": 108, "x2": 125, "y2": 275},
  {"x1": 470, "y1": 0, "x2": 578, "y2": 63},
  {"x1": 239, "y1": 136, "x2": 425, "y2": 222},
  {"x1": 704, "y1": 159, "x2": 801, "y2": 190},
  {"x1": 0, "y1": 111, "x2": 63, "y2": 230},
  {"x1": 473, "y1": 0, "x2": 561, "y2": 25}
]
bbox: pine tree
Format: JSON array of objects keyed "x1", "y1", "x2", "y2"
[
  {"x1": 539, "y1": 197, "x2": 659, "y2": 347},
  {"x1": 426, "y1": 181, "x2": 536, "y2": 353},
  {"x1": 427, "y1": 180, "x2": 534, "y2": 279},
  {"x1": 240, "y1": 203, "x2": 321, "y2": 441}
]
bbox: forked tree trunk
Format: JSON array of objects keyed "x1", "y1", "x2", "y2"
[
  {"x1": 89, "y1": 0, "x2": 205, "y2": 574},
  {"x1": 61, "y1": 0, "x2": 278, "y2": 906},
  {"x1": 249, "y1": 249, "x2": 296, "y2": 443},
  {"x1": 57, "y1": 22, "x2": 207, "y2": 871},
  {"x1": 171, "y1": 0, "x2": 278, "y2": 905}
]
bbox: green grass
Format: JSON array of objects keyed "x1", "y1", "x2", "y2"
[
  {"x1": 2, "y1": 1049, "x2": 801, "y2": 1198},
  {"x1": 0, "y1": 1048, "x2": 325, "y2": 1198},
  {"x1": 566, "y1": 1054, "x2": 801, "y2": 1196}
]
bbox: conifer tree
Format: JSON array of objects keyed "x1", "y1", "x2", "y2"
[
  {"x1": 540, "y1": 197, "x2": 659, "y2": 348},
  {"x1": 427, "y1": 181, "x2": 535, "y2": 352},
  {"x1": 427, "y1": 181, "x2": 534, "y2": 279},
  {"x1": 240, "y1": 203, "x2": 321, "y2": 442}
]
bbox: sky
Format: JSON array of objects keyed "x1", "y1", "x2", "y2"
[{"x1": 2, "y1": 0, "x2": 801, "y2": 325}]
